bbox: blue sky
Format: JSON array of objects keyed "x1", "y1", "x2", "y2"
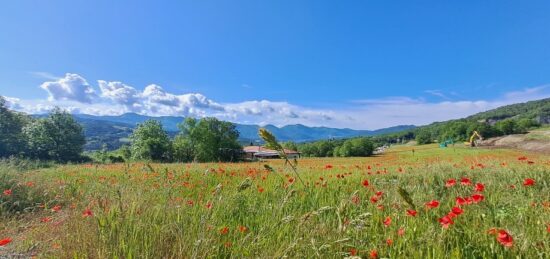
[{"x1": 1, "y1": 1, "x2": 550, "y2": 129}]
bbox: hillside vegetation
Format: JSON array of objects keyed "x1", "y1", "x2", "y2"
[
  {"x1": 295, "y1": 98, "x2": 550, "y2": 157},
  {"x1": 71, "y1": 113, "x2": 414, "y2": 151}
]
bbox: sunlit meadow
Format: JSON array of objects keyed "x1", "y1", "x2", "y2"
[{"x1": 1, "y1": 145, "x2": 549, "y2": 258}]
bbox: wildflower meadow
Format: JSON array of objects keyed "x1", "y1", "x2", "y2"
[{"x1": 0, "y1": 145, "x2": 549, "y2": 258}]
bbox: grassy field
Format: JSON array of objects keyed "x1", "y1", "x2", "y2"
[{"x1": 1, "y1": 145, "x2": 549, "y2": 258}]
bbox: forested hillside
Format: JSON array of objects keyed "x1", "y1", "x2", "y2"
[
  {"x1": 468, "y1": 97, "x2": 550, "y2": 122},
  {"x1": 412, "y1": 98, "x2": 550, "y2": 144},
  {"x1": 296, "y1": 98, "x2": 550, "y2": 156}
]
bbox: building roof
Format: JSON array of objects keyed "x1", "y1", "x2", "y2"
[{"x1": 243, "y1": 146, "x2": 300, "y2": 154}]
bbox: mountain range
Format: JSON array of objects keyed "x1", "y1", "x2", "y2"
[{"x1": 70, "y1": 113, "x2": 415, "y2": 151}]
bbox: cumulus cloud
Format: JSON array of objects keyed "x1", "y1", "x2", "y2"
[
  {"x1": 139, "y1": 84, "x2": 225, "y2": 116},
  {"x1": 40, "y1": 73, "x2": 96, "y2": 103},
  {"x1": 98, "y1": 80, "x2": 140, "y2": 106},
  {"x1": 7, "y1": 72, "x2": 550, "y2": 129}
]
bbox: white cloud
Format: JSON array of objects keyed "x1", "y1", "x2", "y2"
[
  {"x1": 98, "y1": 80, "x2": 140, "y2": 106},
  {"x1": 2, "y1": 96, "x2": 22, "y2": 110},
  {"x1": 7, "y1": 73, "x2": 550, "y2": 130},
  {"x1": 40, "y1": 73, "x2": 96, "y2": 103},
  {"x1": 503, "y1": 85, "x2": 550, "y2": 102}
]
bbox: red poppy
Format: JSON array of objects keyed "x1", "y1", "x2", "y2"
[
  {"x1": 220, "y1": 227, "x2": 229, "y2": 235},
  {"x1": 425, "y1": 200, "x2": 440, "y2": 209},
  {"x1": 445, "y1": 179, "x2": 456, "y2": 187},
  {"x1": 362, "y1": 179, "x2": 369, "y2": 187},
  {"x1": 546, "y1": 224, "x2": 550, "y2": 233},
  {"x1": 288, "y1": 178, "x2": 295, "y2": 183},
  {"x1": 523, "y1": 178, "x2": 535, "y2": 186},
  {"x1": 325, "y1": 164, "x2": 333, "y2": 169},
  {"x1": 375, "y1": 191, "x2": 383, "y2": 197},
  {"x1": 475, "y1": 183, "x2": 485, "y2": 192},
  {"x1": 460, "y1": 178, "x2": 472, "y2": 186},
  {"x1": 257, "y1": 187, "x2": 265, "y2": 193},
  {"x1": 517, "y1": 156, "x2": 528, "y2": 161},
  {"x1": 370, "y1": 195, "x2": 379, "y2": 204},
  {"x1": 438, "y1": 215, "x2": 454, "y2": 228},
  {"x1": 383, "y1": 216, "x2": 391, "y2": 227},
  {"x1": 471, "y1": 194, "x2": 484, "y2": 203},
  {"x1": 0, "y1": 238, "x2": 12, "y2": 246},
  {"x1": 496, "y1": 230, "x2": 513, "y2": 247},
  {"x1": 453, "y1": 205, "x2": 464, "y2": 213},
  {"x1": 456, "y1": 197, "x2": 466, "y2": 206},
  {"x1": 238, "y1": 225, "x2": 248, "y2": 233},
  {"x1": 51, "y1": 205, "x2": 62, "y2": 212},
  {"x1": 406, "y1": 209, "x2": 417, "y2": 217},
  {"x1": 369, "y1": 249, "x2": 378, "y2": 259},
  {"x1": 349, "y1": 248, "x2": 358, "y2": 256},
  {"x1": 82, "y1": 208, "x2": 93, "y2": 218},
  {"x1": 449, "y1": 207, "x2": 463, "y2": 217},
  {"x1": 397, "y1": 228, "x2": 405, "y2": 236},
  {"x1": 2, "y1": 189, "x2": 12, "y2": 196},
  {"x1": 41, "y1": 217, "x2": 52, "y2": 223},
  {"x1": 386, "y1": 238, "x2": 393, "y2": 246}
]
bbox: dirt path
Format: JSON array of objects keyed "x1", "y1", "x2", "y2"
[{"x1": 479, "y1": 129, "x2": 550, "y2": 154}]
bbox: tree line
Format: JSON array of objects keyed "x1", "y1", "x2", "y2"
[
  {"x1": 285, "y1": 137, "x2": 375, "y2": 158},
  {"x1": 289, "y1": 115, "x2": 542, "y2": 154},
  {"x1": 1, "y1": 96, "x2": 380, "y2": 163},
  {"x1": 413, "y1": 118, "x2": 540, "y2": 145},
  {"x1": 0, "y1": 97, "x2": 243, "y2": 163}
]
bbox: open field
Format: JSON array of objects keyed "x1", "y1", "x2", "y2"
[{"x1": 1, "y1": 145, "x2": 549, "y2": 258}]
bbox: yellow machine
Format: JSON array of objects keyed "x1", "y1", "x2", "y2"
[{"x1": 464, "y1": 131, "x2": 483, "y2": 147}]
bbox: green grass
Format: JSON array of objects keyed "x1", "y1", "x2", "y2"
[
  {"x1": 524, "y1": 128, "x2": 550, "y2": 141},
  {"x1": 1, "y1": 145, "x2": 549, "y2": 258}
]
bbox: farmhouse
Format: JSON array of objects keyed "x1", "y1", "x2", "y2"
[{"x1": 243, "y1": 146, "x2": 301, "y2": 160}]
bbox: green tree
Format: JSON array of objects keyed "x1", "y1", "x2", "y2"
[
  {"x1": 495, "y1": 119, "x2": 517, "y2": 135},
  {"x1": 0, "y1": 97, "x2": 29, "y2": 157},
  {"x1": 297, "y1": 143, "x2": 317, "y2": 157},
  {"x1": 517, "y1": 118, "x2": 539, "y2": 133},
  {"x1": 350, "y1": 137, "x2": 374, "y2": 156},
  {"x1": 415, "y1": 130, "x2": 432, "y2": 145},
  {"x1": 175, "y1": 117, "x2": 241, "y2": 162},
  {"x1": 173, "y1": 135, "x2": 195, "y2": 162},
  {"x1": 130, "y1": 120, "x2": 172, "y2": 162},
  {"x1": 282, "y1": 141, "x2": 298, "y2": 152},
  {"x1": 119, "y1": 145, "x2": 132, "y2": 162},
  {"x1": 334, "y1": 137, "x2": 374, "y2": 157},
  {"x1": 24, "y1": 108, "x2": 85, "y2": 161}
]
